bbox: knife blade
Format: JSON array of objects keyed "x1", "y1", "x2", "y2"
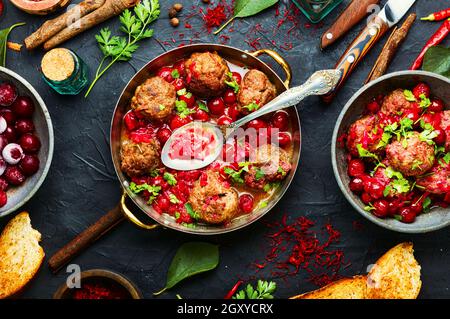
[
  {"x1": 323, "y1": 0, "x2": 417, "y2": 102},
  {"x1": 321, "y1": 0, "x2": 381, "y2": 50}
]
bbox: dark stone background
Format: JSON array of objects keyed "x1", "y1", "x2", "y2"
[{"x1": 1, "y1": 0, "x2": 449, "y2": 299}]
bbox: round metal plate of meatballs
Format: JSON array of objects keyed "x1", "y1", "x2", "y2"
[{"x1": 332, "y1": 71, "x2": 450, "y2": 233}]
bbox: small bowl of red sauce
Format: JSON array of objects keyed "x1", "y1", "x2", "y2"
[{"x1": 53, "y1": 269, "x2": 142, "y2": 299}]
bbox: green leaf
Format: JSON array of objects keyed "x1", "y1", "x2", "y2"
[
  {"x1": 0, "y1": 22, "x2": 26, "y2": 67},
  {"x1": 154, "y1": 242, "x2": 219, "y2": 295},
  {"x1": 225, "y1": 72, "x2": 240, "y2": 93},
  {"x1": 232, "y1": 280, "x2": 277, "y2": 299},
  {"x1": 171, "y1": 69, "x2": 180, "y2": 79},
  {"x1": 197, "y1": 101, "x2": 209, "y2": 112},
  {"x1": 224, "y1": 167, "x2": 245, "y2": 184},
  {"x1": 422, "y1": 197, "x2": 432, "y2": 213},
  {"x1": 242, "y1": 102, "x2": 260, "y2": 112},
  {"x1": 175, "y1": 100, "x2": 195, "y2": 118},
  {"x1": 163, "y1": 172, "x2": 177, "y2": 185},
  {"x1": 255, "y1": 168, "x2": 265, "y2": 181},
  {"x1": 169, "y1": 194, "x2": 180, "y2": 204},
  {"x1": 403, "y1": 90, "x2": 416, "y2": 102},
  {"x1": 422, "y1": 46, "x2": 450, "y2": 79},
  {"x1": 234, "y1": 0, "x2": 279, "y2": 18},
  {"x1": 129, "y1": 182, "x2": 161, "y2": 203}
]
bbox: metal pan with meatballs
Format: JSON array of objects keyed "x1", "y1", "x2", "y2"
[
  {"x1": 341, "y1": 82, "x2": 449, "y2": 224},
  {"x1": 119, "y1": 51, "x2": 295, "y2": 227}
]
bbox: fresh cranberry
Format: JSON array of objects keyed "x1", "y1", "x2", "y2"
[
  {"x1": 11, "y1": 96, "x2": 35, "y2": 118},
  {"x1": 157, "y1": 67, "x2": 174, "y2": 82},
  {"x1": 217, "y1": 115, "x2": 232, "y2": 126},
  {"x1": 230, "y1": 72, "x2": 242, "y2": 85},
  {"x1": 347, "y1": 159, "x2": 365, "y2": 177},
  {"x1": 277, "y1": 132, "x2": 292, "y2": 147},
  {"x1": 123, "y1": 111, "x2": 144, "y2": 131},
  {"x1": 172, "y1": 78, "x2": 186, "y2": 91},
  {"x1": 19, "y1": 155, "x2": 40, "y2": 176},
  {"x1": 156, "y1": 195, "x2": 170, "y2": 211},
  {"x1": 0, "y1": 82, "x2": 18, "y2": 106},
  {"x1": 169, "y1": 115, "x2": 192, "y2": 131},
  {"x1": 399, "y1": 207, "x2": 416, "y2": 223},
  {"x1": 0, "y1": 135, "x2": 7, "y2": 152},
  {"x1": 412, "y1": 83, "x2": 430, "y2": 99},
  {"x1": 157, "y1": 127, "x2": 172, "y2": 145},
  {"x1": 434, "y1": 128, "x2": 446, "y2": 145},
  {"x1": 224, "y1": 104, "x2": 240, "y2": 121},
  {"x1": 0, "y1": 109, "x2": 15, "y2": 124},
  {"x1": 223, "y1": 89, "x2": 237, "y2": 105},
  {"x1": 173, "y1": 60, "x2": 186, "y2": 77},
  {"x1": 366, "y1": 100, "x2": 380, "y2": 114},
  {"x1": 19, "y1": 133, "x2": 41, "y2": 153},
  {"x1": 208, "y1": 98, "x2": 225, "y2": 115},
  {"x1": 247, "y1": 119, "x2": 267, "y2": 130},
  {"x1": 15, "y1": 118, "x2": 35, "y2": 135},
  {"x1": 3, "y1": 127, "x2": 16, "y2": 143},
  {"x1": 271, "y1": 111, "x2": 289, "y2": 131},
  {"x1": 410, "y1": 202, "x2": 423, "y2": 215},
  {"x1": 403, "y1": 109, "x2": 420, "y2": 122},
  {"x1": 0, "y1": 177, "x2": 8, "y2": 191},
  {"x1": 239, "y1": 194, "x2": 254, "y2": 213},
  {"x1": 428, "y1": 99, "x2": 444, "y2": 113},
  {"x1": 364, "y1": 180, "x2": 384, "y2": 199},
  {"x1": 4, "y1": 166, "x2": 25, "y2": 185},
  {"x1": 179, "y1": 93, "x2": 196, "y2": 108},
  {"x1": 373, "y1": 200, "x2": 389, "y2": 218},
  {"x1": 361, "y1": 192, "x2": 372, "y2": 204},
  {"x1": 0, "y1": 191, "x2": 6, "y2": 208},
  {"x1": 349, "y1": 177, "x2": 364, "y2": 193},
  {"x1": 193, "y1": 108, "x2": 210, "y2": 122}
]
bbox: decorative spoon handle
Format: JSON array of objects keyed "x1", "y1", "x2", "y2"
[{"x1": 225, "y1": 69, "x2": 341, "y2": 138}]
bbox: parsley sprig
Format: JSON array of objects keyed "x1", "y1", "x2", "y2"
[
  {"x1": 129, "y1": 182, "x2": 161, "y2": 204},
  {"x1": 85, "y1": 0, "x2": 160, "y2": 97},
  {"x1": 225, "y1": 72, "x2": 240, "y2": 93},
  {"x1": 233, "y1": 280, "x2": 276, "y2": 299}
]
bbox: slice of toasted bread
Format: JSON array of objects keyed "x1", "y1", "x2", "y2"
[
  {"x1": 367, "y1": 242, "x2": 421, "y2": 299},
  {"x1": 0, "y1": 212, "x2": 45, "y2": 299},
  {"x1": 290, "y1": 276, "x2": 367, "y2": 299}
]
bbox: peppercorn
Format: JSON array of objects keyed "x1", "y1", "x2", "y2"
[
  {"x1": 168, "y1": 8, "x2": 177, "y2": 18},
  {"x1": 170, "y1": 18, "x2": 180, "y2": 27},
  {"x1": 173, "y1": 3, "x2": 183, "y2": 12}
]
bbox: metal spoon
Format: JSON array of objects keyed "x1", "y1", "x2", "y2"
[{"x1": 161, "y1": 69, "x2": 342, "y2": 171}]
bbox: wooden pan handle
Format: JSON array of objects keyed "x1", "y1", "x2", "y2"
[
  {"x1": 322, "y1": 16, "x2": 390, "y2": 103},
  {"x1": 321, "y1": 0, "x2": 380, "y2": 50},
  {"x1": 48, "y1": 205, "x2": 125, "y2": 273}
]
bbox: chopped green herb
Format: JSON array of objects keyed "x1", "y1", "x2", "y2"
[
  {"x1": 175, "y1": 100, "x2": 195, "y2": 118},
  {"x1": 419, "y1": 129, "x2": 438, "y2": 145},
  {"x1": 364, "y1": 204, "x2": 375, "y2": 212},
  {"x1": 403, "y1": 90, "x2": 416, "y2": 102},
  {"x1": 419, "y1": 94, "x2": 431, "y2": 109},
  {"x1": 163, "y1": 172, "x2": 177, "y2": 185},
  {"x1": 129, "y1": 182, "x2": 161, "y2": 204},
  {"x1": 225, "y1": 72, "x2": 240, "y2": 93},
  {"x1": 159, "y1": 104, "x2": 166, "y2": 111},
  {"x1": 224, "y1": 167, "x2": 245, "y2": 184},
  {"x1": 242, "y1": 102, "x2": 260, "y2": 112},
  {"x1": 422, "y1": 197, "x2": 432, "y2": 213},
  {"x1": 259, "y1": 201, "x2": 268, "y2": 208},
  {"x1": 356, "y1": 144, "x2": 379, "y2": 161},
  {"x1": 171, "y1": 69, "x2": 180, "y2": 79},
  {"x1": 255, "y1": 168, "x2": 265, "y2": 181},
  {"x1": 233, "y1": 280, "x2": 276, "y2": 300},
  {"x1": 277, "y1": 166, "x2": 286, "y2": 177},
  {"x1": 411, "y1": 160, "x2": 424, "y2": 171},
  {"x1": 174, "y1": 212, "x2": 181, "y2": 219},
  {"x1": 177, "y1": 88, "x2": 187, "y2": 96},
  {"x1": 169, "y1": 194, "x2": 180, "y2": 204},
  {"x1": 197, "y1": 101, "x2": 209, "y2": 112},
  {"x1": 384, "y1": 167, "x2": 411, "y2": 195}
]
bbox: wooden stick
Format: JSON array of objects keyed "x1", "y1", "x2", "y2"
[
  {"x1": 365, "y1": 13, "x2": 416, "y2": 84},
  {"x1": 25, "y1": 0, "x2": 106, "y2": 50},
  {"x1": 43, "y1": 0, "x2": 140, "y2": 51}
]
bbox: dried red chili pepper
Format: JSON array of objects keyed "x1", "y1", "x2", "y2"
[
  {"x1": 410, "y1": 18, "x2": 450, "y2": 70},
  {"x1": 421, "y1": 8, "x2": 450, "y2": 21},
  {"x1": 224, "y1": 280, "x2": 244, "y2": 299}
]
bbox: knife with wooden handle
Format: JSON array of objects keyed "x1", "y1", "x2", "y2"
[
  {"x1": 321, "y1": 0, "x2": 380, "y2": 50},
  {"x1": 322, "y1": 0, "x2": 417, "y2": 103}
]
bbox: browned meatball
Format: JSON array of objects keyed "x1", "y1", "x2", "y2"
[
  {"x1": 386, "y1": 132, "x2": 435, "y2": 177},
  {"x1": 381, "y1": 89, "x2": 414, "y2": 116},
  {"x1": 120, "y1": 140, "x2": 161, "y2": 177},
  {"x1": 188, "y1": 170, "x2": 238, "y2": 224},
  {"x1": 185, "y1": 52, "x2": 230, "y2": 98},
  {"x1": 346, "y1": 115, "x2": 382, "y2": 157},
  {"x1": 440, "y1": 110, "x2": 450, "y2": 151},
  {"x1": 131, "y1": 76, "x2": 176, "y2": 121},
  {"x1": 237, "y1": 69, "x2": 276, "y2": 113},
  {"x1": 416, "y1": 162, "x2": 450, "y2": 194},
  {"x1": 244, "y1": 144, "x2": 292, "y2": 189}
]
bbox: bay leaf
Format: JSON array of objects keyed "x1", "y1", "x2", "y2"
[
  {"x1": 154, "y1": 242, "x2": 219, "y2": 295},
  {"x1": 422, "y1": 46, "x2": 450, "y2": 79}
]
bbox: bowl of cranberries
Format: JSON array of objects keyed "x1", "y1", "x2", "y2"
[
  {"x1": 333, "y1": 71, "x2": 450, "y2": 233},
  {"x1": 0, "y1": 67, "x2": 53, "y2": 217}
]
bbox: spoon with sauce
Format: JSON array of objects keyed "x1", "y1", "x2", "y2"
[{"x1": 162, "y1": 69, "x2": 342, "y2": 170}]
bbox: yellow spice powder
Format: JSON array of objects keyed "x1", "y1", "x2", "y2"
[{"x1": 41, "y1": 48, "x2": 75, "y2": 82}]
